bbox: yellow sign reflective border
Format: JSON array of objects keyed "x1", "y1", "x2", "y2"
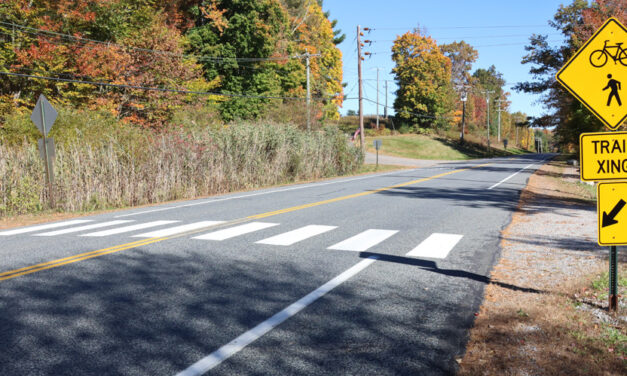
[
  {"x1": 597, "y1": 181, "x2": 627, "y2": 246},
  {"x1": 580, "y1": 131, "x2": 627, "y2": 181},
  {"x1": 556, "y1": 17, "x2": 627, "y2": 130}
]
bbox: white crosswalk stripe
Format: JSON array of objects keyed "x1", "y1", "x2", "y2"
[
  {"x1": 80, "y1": 220, "x2": 180, "y2": 237},
  {"x1": 328, "y1": 229, "x2": 399, "y2": 252},
  {"x1": 0, "y1": 220, "x2": 94, "y2": 236},
  {"x1": 193, "y1": 222, "x2": 279, "y2": 241},
  {"x1": 256, "y1": 225, "x2": 337, "y2": 246},
  {"x1": 34, "y1": 220, "x2": 134, "y2": 236},
  {"x1": 406, "y1": 233, "x2": 463, "y2": 259},
  {"x1": 132, "y1": 221, "x2": 225, "y2": 238}
]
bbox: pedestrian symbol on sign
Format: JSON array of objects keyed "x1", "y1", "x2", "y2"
[{"x1": 603, "y1": 74, "x2": 622, "y2": 106}]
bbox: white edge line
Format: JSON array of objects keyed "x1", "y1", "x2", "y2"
[
  {"x1": 115, "y1": 169, "x2": 412, "y2": 218},
  {"x1": 487, "y1": 157, "x2": 548, "y2": 190},
  {"x1": 175, "y1": 256, "x2": 379, "y2": 376}
]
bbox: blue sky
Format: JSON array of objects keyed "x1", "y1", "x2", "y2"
[{"x1": 322, "y1": 0, "x2": 568, "y2": 118}]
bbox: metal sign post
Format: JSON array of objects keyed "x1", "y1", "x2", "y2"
[
  {"x1": 373, "y1": 140, "x2": 382, "y2": 169},
  {"x1": 31, "y1": 94, "x2": 58, "y2": 208}
]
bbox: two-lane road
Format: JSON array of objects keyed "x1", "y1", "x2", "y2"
[{"x1": 0, "y1": 154, "x2": 550, "y2": 375}]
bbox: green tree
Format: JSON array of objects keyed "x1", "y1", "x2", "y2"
[
  {"x1": 515, "y1": 0, "x2": 627, "y2": 150},
  {"x1": 391, "y1": 29, "x2": 455, "y2": 129},
  {"x1": 187, "y1": 0, "x2": 290, "y2": 121}
]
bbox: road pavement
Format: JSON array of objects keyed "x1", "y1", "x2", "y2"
[{"x1": 0, "y1": 153, "x2": 551, "y2": 375}]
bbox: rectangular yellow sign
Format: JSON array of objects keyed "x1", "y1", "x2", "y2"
[
  {"x1": 580, "y1": 131, "x2": 627, "y2": 181},
  {"x1": 597, "y1": 182, "x2": 627, "y2": 246}
]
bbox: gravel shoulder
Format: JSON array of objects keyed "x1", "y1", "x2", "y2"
[{"x1": 459, "y1": 157, "x2": 627, "y2": 375}]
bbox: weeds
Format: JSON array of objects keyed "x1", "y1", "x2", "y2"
[{"x1": 0, "y1": 109, "x2": 363, "y2": 217}]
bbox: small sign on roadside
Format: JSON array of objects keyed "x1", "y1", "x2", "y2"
[
  {"x1": 30, "y1": 94, "x2": 58, "y2": 207},
  {"x1": 373, "y1": 139, "x2": 382, "y2": 150},
  {"x1": 597, "y1": 182, "x2": 627, "y2": 245},
  {"x1": 31, "y1": 94, "x2": 58, "y2": 137}
]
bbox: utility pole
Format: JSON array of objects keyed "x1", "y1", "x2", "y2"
[
  {"x1": 305, "y1": 52, "x2": 311, "y2": 131},
  {"x1": 496, "y1": 98, "x2": 505, "y2": 143},
  {"x1": 357, "y1": 25, "x2": 365, "y2": 151},
  {"x1": 460, "y1": 90, "x2": 467, "y2": 143},
  {"x1": 458, "y1": 85, "x2": 470, "y2": 144},
  {"x1": 384, "y1": 80, "x2": 388, "y2": 118},
  {"x1": 516, "y1": 123, "x2": 519, "y2": 147},
  {"x1": 482, "y1": 90, "x2": 495, "y2": 152},
  {"x1": 376, "y1": 67, "x2": 380, "y2": 130},
  {"x1": 303, "y1": 52, "x2": 321, "y2": 131}
]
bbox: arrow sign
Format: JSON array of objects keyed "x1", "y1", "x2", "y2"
[
  {"x1": 30, "y1": 94, "x2": 58, "y2": 137},
  {"x1": 602, "y1": 199, "x2": 626, "y2": 227}
]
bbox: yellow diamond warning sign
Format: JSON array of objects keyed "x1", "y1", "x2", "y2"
[
  {"x1": 597, "y1": 182, "x2": 627, "y2": 245},
  {"x1": 557, "y1": 17, "x2": 627, "y2": 130},
  {"x1": 580, "y1": 131, "x2": 627, "y2": 181}
]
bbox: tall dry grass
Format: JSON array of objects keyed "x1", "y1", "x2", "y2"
[{"x1": 0, "y1": 119, "x2": 362, "y2": 216}]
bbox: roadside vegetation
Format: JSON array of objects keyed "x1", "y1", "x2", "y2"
[{"x1": 0, "y1": 108, "x2": 362, "y2": 217}]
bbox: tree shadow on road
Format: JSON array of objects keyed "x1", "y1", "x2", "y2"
[{"x1": 0, "y1": 245, "x2": 496, "y2": 376}]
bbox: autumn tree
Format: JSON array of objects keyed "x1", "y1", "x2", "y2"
[
  {"x1": 0, "y1": 0, "x2": 210, "y2": 127},
  {"x1": 391, "y1": 29, "x2": 455, "y2": 129},
  {"x1": 440, "y1": 41, "x2": 478, "y2": 88},
  {"x1": 440, "y1": 41, "x2": 479, "y2": 134},
  {"x1": 287, "y1": 0, "x2": 344, "y2": 120}
]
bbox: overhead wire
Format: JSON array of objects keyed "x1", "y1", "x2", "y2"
[
  {"x1": 0, "y1": 71, "x2": 340, "y2": 101},
  {"x1": 0, "y1": 21, "x2": 315, "y2": 64}
]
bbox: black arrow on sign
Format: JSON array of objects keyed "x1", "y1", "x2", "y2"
[{"x1": 602, "y1": 199, "x2": 626, "y2": 227}]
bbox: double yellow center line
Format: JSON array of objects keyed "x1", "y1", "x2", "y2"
[
  {"x1": 0, "y1": 237, "x2": 165, "y2": 281},
  {"x1": 1, "y1": 163, "x2": 492, "y2": 282}
]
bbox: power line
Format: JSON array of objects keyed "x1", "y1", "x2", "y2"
[
  {"x1": 0, "y1": 21, "x2": 315, "y2": 63},
  {"x1": 368, "y1": 24, "x2": 552, "y2": 31},
  {"x1": 356, "y1": 33, "x2": 563, "y2": 43},
  {"x1": 0, "y1": 30, "x2": 282, "y2": 73},
  {"x1": 0, "y1": 71, "x2": 339, "y2": 101}
]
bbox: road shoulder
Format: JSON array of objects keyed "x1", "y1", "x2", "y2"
[{"x1": 459, "y1": 157, "x2": 626, "y2": 375}]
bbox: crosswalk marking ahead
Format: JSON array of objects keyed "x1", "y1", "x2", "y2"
[
  {"x1": 1, "y1": 219, "x2": 465, "y2": 260},
  {"x1": 0, "y1": 219, "x2": 93, "y2": 236},
  {"x1": 193, "y1": 222, "x2": 279, "y2": 241},
  {"x1": 406, "y1": 233, "x2": 463, "y2": 259},
  {"x1": 328, "y1": 229, "x2": 398, "y2": 252},
  {"x1": 256, "y1": 225, "x2": 337, "y2": 246},
  {"x1": 81, "y1": 220, "x2": 180, "y2": 237},
  {"x1": 34, "y1": 220, "x2": 134, "y2": 236},
  {"x1": 132, "y1": 221, "x2": 226, "y2": 238}
]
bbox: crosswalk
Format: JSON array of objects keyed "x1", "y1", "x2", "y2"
[{"x1": 0, "y1": 219, "x2": 464, "y2": 259}]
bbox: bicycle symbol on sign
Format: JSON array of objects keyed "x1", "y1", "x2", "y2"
[{"x1": 589, "y1": 40, "x2": 627, "y2": 67}]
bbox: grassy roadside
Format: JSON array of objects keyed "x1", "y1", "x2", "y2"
[
  {"x1": 364, "y1": 134, "x2": 528, "y2": 160},
  {"x1": 459, "y1": 156, "x2": 626, "y2": 375},
  {"x1": 0, "y1": 163, "x2": 408, "y2": 230}
]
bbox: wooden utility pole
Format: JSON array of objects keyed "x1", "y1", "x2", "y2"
[
  {"x1": 305, "y1": 52, "x2": 311, "y2": 131},
  {"x1": 357, "y1": 25, "x2": 365, "y2": 151},
  {"x1": 376, "y1": 67, "x2": 380, "y2": 130},
  {"x1": 496, "y1": 98, "x2": 505, "y2": 143},
  {"x1": 482, "y1": 90, "x2": 495, "y2": 152},
  {"x1": 384, "y1": 80, "x2": 388, "y2": 118},
  {"x1": 460, "y1": 90, "x2": 467, "y2": 143}
]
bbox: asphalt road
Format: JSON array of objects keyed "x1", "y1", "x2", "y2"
[{"x1": 0, "y1": 153, "x2": 551, "y2": 376}]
